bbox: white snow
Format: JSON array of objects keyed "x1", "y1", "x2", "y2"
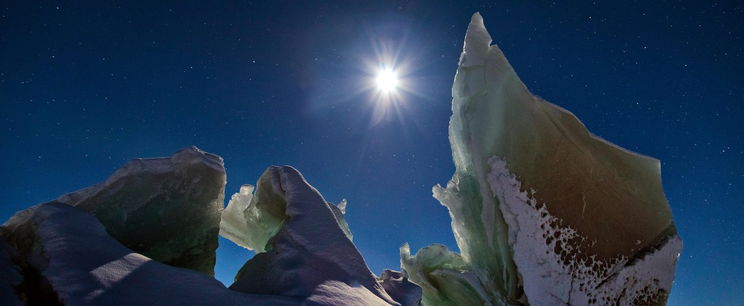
[
  {"x1": 487, "y1": 156, "x2": 682, "y2": 305},
  {"x1": 304, "y1": 280, "x2": 391, "y2": 306}
]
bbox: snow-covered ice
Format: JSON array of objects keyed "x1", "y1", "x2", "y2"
[
  {"x1": 2, "y1": 202, "x2": 301, "y2": 305},
  {"x1": 4, "y1": 146, "x2": 225, "y2": 276},
  {"x1": 225, "y1": 166, "x2": 419, "y2": 305},
  {"x1": 402, "y1": 12, "x2": 681, "y2": 305},
  {"x1": 0, "y1": 152, "x2": 419, "y2": 305}
]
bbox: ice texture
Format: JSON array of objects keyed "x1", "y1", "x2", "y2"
[
  {"x1": 0, "y1": 202, "x2": 300, "y2": 305},
  {"x1": 224, "y1": 166, "x2": 417, "y2": 305},
  {"x1": 220, "y1": 183, "x2": 352, "y2": 253},
  {"x1": 218, "y1": 184, "x2": 282, "y2": 253},
  {"x1": 0, "y1": 148, "x2": 419, "y2": 305},
  {"x1": 4, "y1": 146, "x2": 226, "y2": 276},
  {"x1": 400, "y1": 244, "x2": 491, "y2": 305},
  {"x1": 402, "y1": 13, "x2": 681, "y2": 305}
]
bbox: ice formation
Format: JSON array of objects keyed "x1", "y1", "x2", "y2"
[
  {"x1": 401, "y1": 13, "x2": 682, "y2": 305},
  {"x1": 0, "y1": 149, "x2": 419, "y2": 305},
  {"x1": 0, "y1": 13, "x2": 682, "y2": 305},
  {"x1": 219, "y1": 182, "x2": 352, "y2": 253},
  {"x1": 61, "y1": 146, "x2": 225, "y2": 276},
  {"x1": 0, "y1": 202, "x2": 301, "y2": 305},
  {"x1": 222, "y1": 166, "x2": 419, "y2": 305},
  {"x1": 3, "y1": 146, "x2": 226, "y2": 276}
]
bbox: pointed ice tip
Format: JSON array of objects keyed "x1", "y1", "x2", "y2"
[
  {"x1": 466, "y1": 12, "x2": 489, "y2": 41},
  {"x1": 337, "y1": 198, "x2": 347, "y2": 214},
  {"x1": 470, "y1": 12, "x2": 483, "y2": 24},
  {"x1": 460, "y1": 12, "x2": 492, "y2": 67},
  {"x1": 400, "y1": 243, "x2": 411, "y2": 255}
]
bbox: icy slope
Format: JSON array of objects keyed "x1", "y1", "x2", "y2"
[
  {"x1": 1, "y1": 202, "x2": 300, "y2": 305},
  {"x1": 402, "y1": 13, "x2": 681, "y2": 305},
  {"x1": 223, "y1": 166, "x2": 420, "y2": 306}
]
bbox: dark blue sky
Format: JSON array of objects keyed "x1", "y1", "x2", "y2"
[{"x1": 1, "y1": 1, "x2": 742, "y2": 304}]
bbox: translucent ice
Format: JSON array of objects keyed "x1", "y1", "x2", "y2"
[
  {"x1": 219, "y1": 184, "x2": 282, "y2": 253},
  {"x1": 403, "y1": 13, "x2": 682, "y2": 305},
  {"x1": 220, "y1": 183, "x2": 352, "y2": 253}
]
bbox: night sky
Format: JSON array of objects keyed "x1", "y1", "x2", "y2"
[{"x1": 1, "y1": 1, "x2": 742, "y2": 304}]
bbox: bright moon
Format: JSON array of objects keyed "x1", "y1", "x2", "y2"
[{"x1": 375, "y1": 68, "x2": 399, "y2": 94}]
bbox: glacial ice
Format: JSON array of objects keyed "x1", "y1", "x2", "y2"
[{"x1": 402, "y1": 12, "x2": 682, "y2": 305}]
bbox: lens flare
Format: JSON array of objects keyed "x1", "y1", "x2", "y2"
[{"x1": 375, "y1": 68, "x2": 399, "y2": 94}]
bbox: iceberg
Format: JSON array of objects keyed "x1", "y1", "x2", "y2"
[{"x1": 402, "y1": 13, "x2": 682, "y2": 305}]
